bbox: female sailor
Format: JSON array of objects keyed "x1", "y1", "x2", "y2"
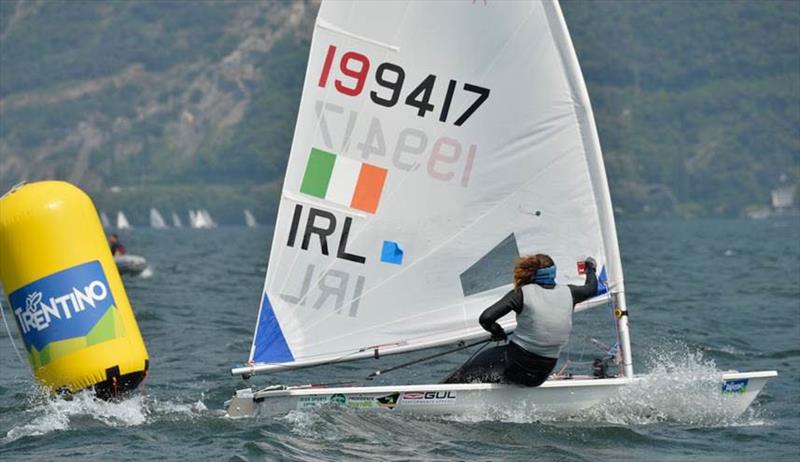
[{"x1": 444, "y1": 254, "x2": 597, "y2": 386}]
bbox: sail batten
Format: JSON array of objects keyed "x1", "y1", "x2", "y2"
[
  {"x1": 243, "y1": 0, "x2": 624, "y2": 372},
  {"x1": 316, "y1": 19, "x2": 401, "y2": 51}
]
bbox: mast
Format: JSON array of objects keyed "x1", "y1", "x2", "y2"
[
  {"x1": 543, "y1": 1, "x2": 633, "y2": 378},
  {"x1": 237, "y1": 1, "x2": 633, "y2": 379}
]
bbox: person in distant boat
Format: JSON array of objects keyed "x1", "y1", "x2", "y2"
[
  {"x1": 109, "y1": 233, "x2": 126, "y2": 256},
  {"x1": 444, "y1": 254, "x2": 597, "y2": 386}
]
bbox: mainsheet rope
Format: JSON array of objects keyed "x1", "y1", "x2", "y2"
[{"x1": 365, "y1": 338, "x2": 492, "y2": 380}]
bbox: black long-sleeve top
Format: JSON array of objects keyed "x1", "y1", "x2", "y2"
[{"x1": 478, "y1": 264, "x2": 598, "y2": 340}]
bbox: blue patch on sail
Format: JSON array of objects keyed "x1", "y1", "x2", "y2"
[
  {"x1": 380, "y1": 241, "x2": 404, "y2": 265},
  {"x1": 252, "y1": 293, "x2": 294, "y2": 363},
  {"x1": 596, "y1": 266, "x2": 609, "y2": 296}
]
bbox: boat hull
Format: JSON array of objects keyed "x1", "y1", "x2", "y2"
[
  {"x1": 226, "y1": 370, "x2": 776, "y2": 419},
  {"x1": 114, "y1": 254, "x2": 148, "y2": 276}
]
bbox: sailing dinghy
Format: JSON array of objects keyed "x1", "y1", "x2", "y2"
[
  {"x1": 227, "y1": 0, "x2": 776, "y2": 418},
  {"x1": 116, "y1": 211, "x2": 132, "y2": 230}
]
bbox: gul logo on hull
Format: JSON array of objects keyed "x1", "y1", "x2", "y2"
[
  {"x1": 402, "y1": 391, "x2": 457, "y2": 405},
  {"x1": 9, "y1": 261, "x2": 116, "y2": 351}
]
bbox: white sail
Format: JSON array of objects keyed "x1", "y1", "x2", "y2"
[
  {"x1": 200, "y1": 209, "x2": 217, "y2": 228},
  {"x1": 100, "y1": 211, "x2": 111, "y2": 228},
  {"x1": 116, "y1": 211, "x2": 132, "y2": 230},
  {"x1": 190, "y1": 209, "x2": 217, "y2": 229},
  {"x1": 190, "y1": 210, "x2": 203, "y2": 228},
  {"x1": 150, "y1": 208, "x2": 168, "y2": 229},
  {"x1": 172, "y1": 212, "x2": 183, "y2": 228},
  {"x1": 244, "y1": 209, "x2": 258, "y2": 227},
  {"x1": 245, "y1": 0, "x2": 624, "y2": 372}
]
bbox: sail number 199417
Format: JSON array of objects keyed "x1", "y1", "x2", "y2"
[{"x1": 318, "y1": 45, "x2": 490, "y2": 127}]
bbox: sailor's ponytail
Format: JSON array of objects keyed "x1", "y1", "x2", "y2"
[{"x1": 513, "y1": 254, "x2": 555, "y2": 289}]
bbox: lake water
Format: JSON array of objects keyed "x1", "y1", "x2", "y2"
[{"x1": 1, "y1": 218, "x2": 798, "y2": 461}]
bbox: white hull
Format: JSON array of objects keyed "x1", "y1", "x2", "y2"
[
  {"x1": 114, "y1": 254, "x2": 148, "y2": 276},
  {"x1": 226, "y1": 371, "x2": 776, "y2": 419}
]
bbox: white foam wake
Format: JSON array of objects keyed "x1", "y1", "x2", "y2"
[
  {"x1": 583, "y1": 343, "x2": 763, "y2": 426},
  {"x1": 449, "y1": 342, "x2": 770, "y2": 427},
  {"x1": 3, "y1": 389, "x2": 209, "y2": 443},
  {"x1": 139, "y1": 266, "x2": 154, "y2": 278}
]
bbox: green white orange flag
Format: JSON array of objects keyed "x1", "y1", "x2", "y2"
[{"x1": 300, "y1": 148, "x2": 387, "y2": 214}]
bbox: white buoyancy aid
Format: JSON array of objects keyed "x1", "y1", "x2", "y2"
[{"x1": 511, "y1": 284, "x2": 573, "y2": 359}]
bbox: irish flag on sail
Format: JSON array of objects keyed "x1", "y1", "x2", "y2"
[{"x1": 300, "y1": 148, "x2": 387, "y2": 214}]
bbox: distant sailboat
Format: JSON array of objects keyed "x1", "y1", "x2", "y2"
[
  {"x1": 189, "y1": 209, "x2": 216, "y2": 229},
  {"x1": 172, "y1": 212, "x2": 183, "y2": 228},
  {"x1": 100, "y1": 211, "x2": 111, "y2": 228},
  {"x1": 150, "y1": 208, "x2": 168, "y2": 229},
  {"x1": 200, "y1": 209, "x2": 217, "y2": 228},
  {"x1": 116, "y1": 211, "x2": 132, "y2": 230},
  {"x1": 244, "y1": 209, "x2": 258, "y2": 228}
]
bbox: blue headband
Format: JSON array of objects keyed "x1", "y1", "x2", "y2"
[{"x1": 533, "y1": 265, "x2": 556, "y2": 286}]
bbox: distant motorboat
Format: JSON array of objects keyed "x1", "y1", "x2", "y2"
[
  {"x1": 244, "y1": 209, "x2": 258, "y2": 227},
  {"x1": 172, "y1": 212, "x2": 183, "y2": 228},
  {"x1": 114, "y1": 254, "x2": 147, "y2": 276},
  {"x1": 117, "y1": 211, "x2": 132, "y2": 230},
  {"x1": 150, "y1": 208, "x2": 168, "y2": 229}
]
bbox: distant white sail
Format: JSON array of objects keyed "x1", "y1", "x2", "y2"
[
  {"x1": 116, "y1": 211, "x2": 132, "y2": 230},
  {"x1": 246, "y1": 0, "x2": 621, "y2": 370},
  {"x1": 200, "y1": 209, "x2": 217, "y2": 228},
  {"x1": 189, "y1": 209, "x2": 216, "y2": 229},
  {"x1": 244, "y1": 209, "x2": 258, "y2": 227},
  {"x1": 100, "y1": 211, "x2": 111, "y2": 228},
  {"x1": 172, "y1": 212, "x2": 183, "y2": 228},
  {"x1": 150, "y1": 208, "x2": 168, "y2": 229}
]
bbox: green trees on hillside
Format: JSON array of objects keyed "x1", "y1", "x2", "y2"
[
  {"x1": 562, "y1": 0, "x2": 799, "y2": 215},
  {"x1": 0, "y1": 0, "x2": 797, "y2": 219},
  {"x1": 0, "y1": 1, "x2": 238, "y2": 96}
]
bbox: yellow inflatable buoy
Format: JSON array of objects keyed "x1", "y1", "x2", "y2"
[{"x1": 0, "y1": 181, "x2": 149, "y2": 398}]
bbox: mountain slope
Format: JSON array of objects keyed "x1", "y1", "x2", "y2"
[{"x1": 0, "y1": 0, "x2": 797, "y2": 221}]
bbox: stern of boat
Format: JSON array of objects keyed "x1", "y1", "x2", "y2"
[{"x1": 226, "y1": 388, "x2": 257, "y2": 418}]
